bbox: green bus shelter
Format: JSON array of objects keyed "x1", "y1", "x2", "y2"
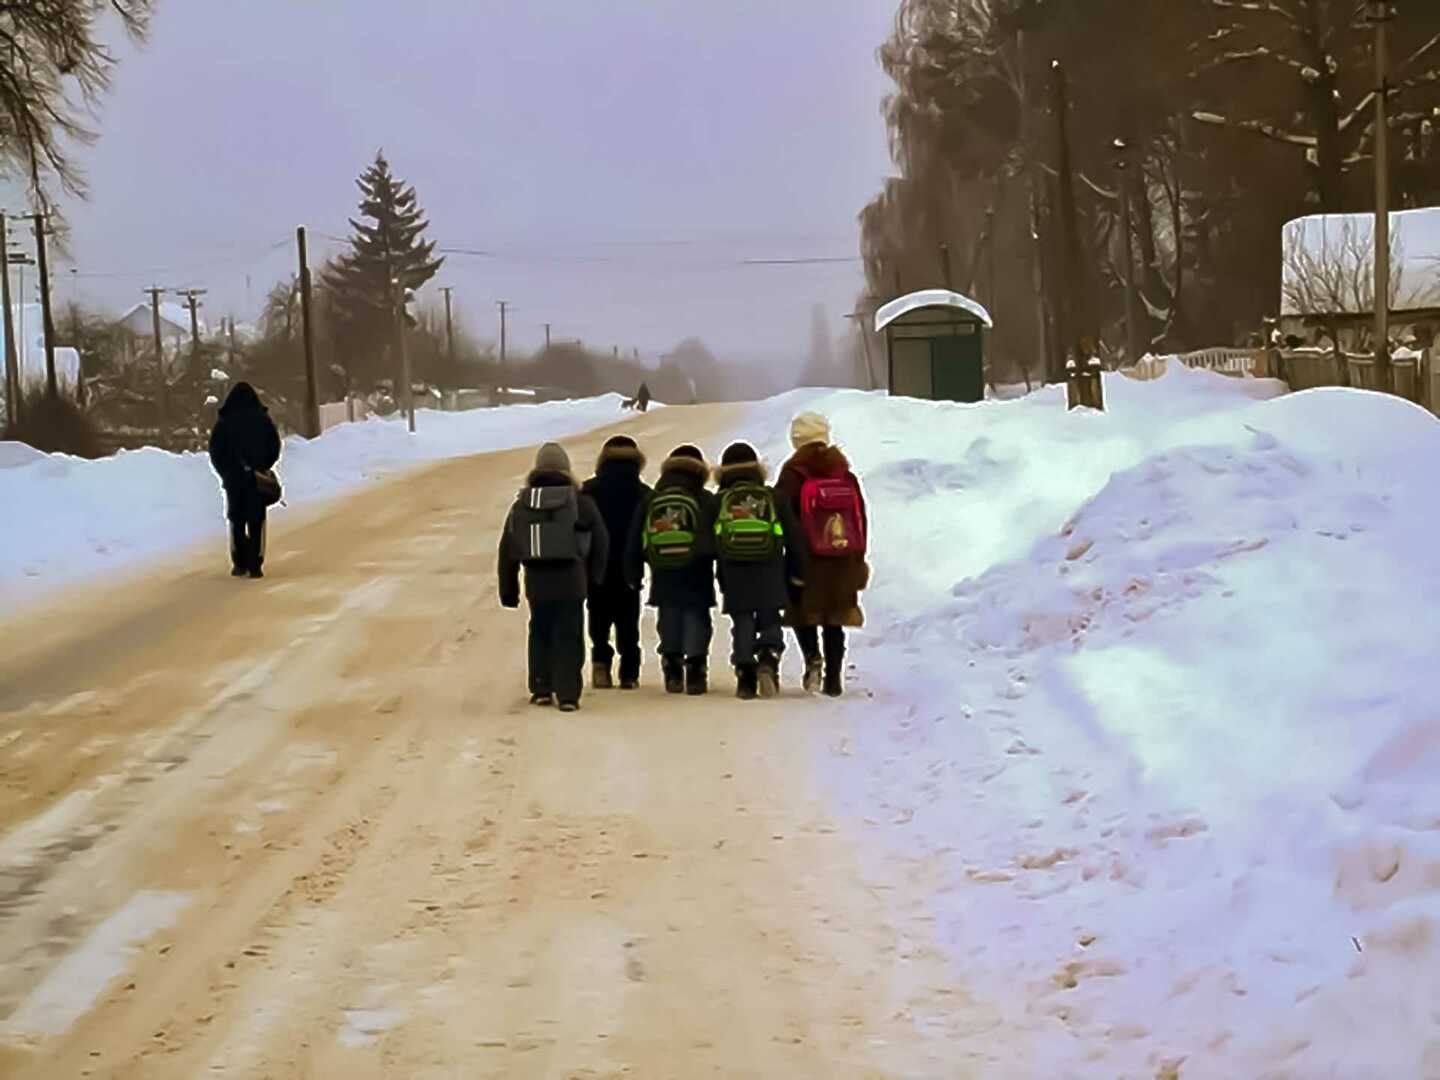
[{"x1": 875, "y1": 289, "x2": 993, "y2": 403}]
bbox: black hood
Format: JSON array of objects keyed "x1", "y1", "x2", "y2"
[{"x1": 219, "y1": 381, "x2": 265, "y2": 417}]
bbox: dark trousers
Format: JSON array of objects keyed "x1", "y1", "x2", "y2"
[
  {"x1": 587, "y1": 584, "x2": 642, "y2": 681},
  {"x1": 528, "y1": 597, "x2": 585, "y2": 703},
  {"x1": 657, "y1": 605, "x2": 712, "y2": 660},
  {"x1": 229, "y1": 512, "x2": 267, "y2": 572},
  {"x1": 795, "y1": 625, "x2": 845, "y2": 661},
  {"x1": 729, "y1": 609, "x2": 784, "y2": 667}
]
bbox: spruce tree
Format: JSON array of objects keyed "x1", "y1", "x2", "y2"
[{"x1": 323, "y1": 151, "x2": 443, "y2": 390}]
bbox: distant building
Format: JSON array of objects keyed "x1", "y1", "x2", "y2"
[{"x1": 112, "y1": 301, "x2": 210, "y2": 373}]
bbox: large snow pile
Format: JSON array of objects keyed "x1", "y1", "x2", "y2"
[
  {"x1": 0, "y1": 394, "x2": 632, "y2": 601},
  {"x1": 747, "y1": 369, "x2": 1440, "y2": 1076}
]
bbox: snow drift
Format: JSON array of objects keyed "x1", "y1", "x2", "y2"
[{"x1": 743, "y1": 368, "x2": 1440, "y2": 1077}]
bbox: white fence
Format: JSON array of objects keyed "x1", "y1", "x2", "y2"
[{"x1": 1126, "y1": 348, "x2": 1267, "y2": 381}]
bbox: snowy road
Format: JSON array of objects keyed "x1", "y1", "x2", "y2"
[{"x1": 0, "y1": 404, "x2": 995, "y2": 1078}]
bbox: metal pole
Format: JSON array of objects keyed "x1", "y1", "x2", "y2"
[
  {"x1": 497, "y1": 300, "x2": 508, "y2": 393},
  {"x1": 33, "y1": 213, "x2": 57, "y2": 399},
  {"x1": 0, "y1": 213, "x2": 18, "y2": 429},
  {"x1": 1372, "y1": 1, "x2": 1392, "y2": 389},
  {"x1": 297, "y1": 227, "x2": 320, "y2": 437}
]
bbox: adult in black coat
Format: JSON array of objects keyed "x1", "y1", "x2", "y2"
[
  {"x1": 580, "y1": 434, "x2": 651, "y2": 689},
  {"x1": 624, "y1": 443, "x2": 718, "y2": 694},
  {"x1": 498, "y1": 442, "x2": 610, "y2": 710},
  {"x1": 207, "y1": 381, "x2": 281, "y2": 578},
  {"x1": 713, "y1": 441, "x2": 807, "y2": 698}
]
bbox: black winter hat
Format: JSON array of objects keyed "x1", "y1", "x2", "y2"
[
  {"x1": 603, "y1": 434, "x2": 639, "y2": 452},
  {"x1": 669, "y1": 443, "x2": 705, "y2": 462},
  {"x1": 720, "y1": 441, "x2": 758, "y2": 466}
]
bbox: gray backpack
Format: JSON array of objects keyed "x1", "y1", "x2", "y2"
[{"x1": 509, "y1": 485, "x2": 585, "y2": 563}]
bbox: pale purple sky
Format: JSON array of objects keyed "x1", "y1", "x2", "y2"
[{"x1": 49, "y1": 1, "x2": 897, "y2": 366}]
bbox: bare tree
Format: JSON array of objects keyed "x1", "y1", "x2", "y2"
[
  {"x1": 1282, "y1": 216, "x2": 1410, "y2": 320},
  {"x1": 0, "y1": 1, "x2": 154, "y2": 213}
]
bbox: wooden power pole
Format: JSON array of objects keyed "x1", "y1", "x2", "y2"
[
  {"x1": 496, "y1": 300, "x2": 508, "y2": 393},
  {"x1": 32, "y1": 213, "x2": 57, "y2": 399},
  {"x1": 440, "y1": 285, "x2": 455, "y2": 369},
  {"x1": 175, "y1": 288, "x2": 207, "y2": 374},
  {"x1": 297, "y1": 227, "x2": 320, "y2": 437},
  {"x1": 1051, "y1": 61, "x2": 1095, "y2": 371},
  {"x1": 1371, "y1": 1, "x2": 1393, "y2": 389},
  {"x1": 145, "y1": 286, "x2": 168, "y2": 439},
  {"x1": 0, "y1": 212, "x2": 18, "y2": 429}
]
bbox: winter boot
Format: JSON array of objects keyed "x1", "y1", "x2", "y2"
[
  {"x1": 756, "y1": 648, "x2": 781, "y2": 699},
  {"x1": 592, "y1": 662, "x2": 614, "y2": 690},
  {"x1": 684, "y1": 657, "x2": 708, "y2": 696},
  {"x1": 822, "y1": 647, "x2": 845, "y2": 698},
  {"x1": 619, "y1": 676, "x2": 639, "y2": 691},
  {"x1": 662, "y1": 654, "x2": 685, "y2": 694},
  {"x1": 802, "y1": 655, "x2": 823, "y2": 694},
  {"x1": 231, "y1": 565, "x2": 248, "y2": 578},
  {"x1": 558, "y1": 700, "x2": 579, "y2": 713},
  {"x1": 529, "y1": 691, "x2": 555, "y2": 707},
  {"x1": 735, "y1": 664, "x2": 758, "y2": 700}
]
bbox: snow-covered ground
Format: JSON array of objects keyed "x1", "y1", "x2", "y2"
[
  {"x1": 743, "y1": 369, "x2": 1440, "y2": 1077},
  {"x1": 0, "y1": 394, "x2": 635, "y2": 602}
]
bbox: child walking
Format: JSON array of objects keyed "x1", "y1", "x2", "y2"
[
  {"x1": 580, "y1": 435, "x2": 651, "y2": 689},
  {"x1": 774, "y1": 412, "x2": 870, "y2": 697},
  {"x1": 626, "y1": 443, "x2": 717, "y2": 695},
  {"x1": 713, "y1": 441, "x2": 806, "y2": 699},
  {"x1": 498, "y1": 442, "x2": 610, "y2": 712}
]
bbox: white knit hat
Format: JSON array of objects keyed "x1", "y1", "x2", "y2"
[{"x1": 789, "y1": 412, "x2": 831, "y2": 450}]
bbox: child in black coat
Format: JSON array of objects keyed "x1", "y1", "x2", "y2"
[
  {"x1": 580, "y1": 435, "x2": 651, "y2": 689},
  {"x1": 713, "y1": 442, "x2": 806, "y2": 699},
  {"x1": 625, "y1": 443, "x2": 717, "y2": 695}
]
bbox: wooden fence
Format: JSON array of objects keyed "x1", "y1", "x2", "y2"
[{"x1": 1124, "y1": 348, "x2": 1268, "y2": 381}]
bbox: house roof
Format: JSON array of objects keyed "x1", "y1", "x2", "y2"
[
  {"x1": 1281, "y1": 206, "x2": 1440, "y2": 317},
  {"x1": 114, "y1": 301, "x2": 205, "y2": 336},
  {"x1": 875, "y1": 289, "x2": 995, "y2": 333}
]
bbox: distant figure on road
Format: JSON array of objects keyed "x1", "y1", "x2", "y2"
[
  {"x1": 636, "y1": 382, "x2": 651, "y2": 413},
  {"x1": 207, "y1": 381, "x2": 281, "y2": 580},
  {"x1": 775, "y1": 412, "x2": 870, "y2": 697},
  {"x1": 581, "y1": 435, "x2": 651, "y2": 690},
  {"x1": 498, "y1": 442, "x2": 609, "y2": 712}
]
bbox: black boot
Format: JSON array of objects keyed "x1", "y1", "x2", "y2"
[
  {"x1": 592, "y1": 662, "x2": 614, "y2": 690},
  {"x1": 662, "y1": 654, "x2": 684, "y2": 694},
  {"x1": 822, "y1": 647, "x2": 845, "y2": 698},
  {"x1": 735, "y1": 664, "x2": 758, "y2": 700},
  {"x1": 756, "y1": 648, "x2": 780, "y2": 699},
  {"x1": 685, "y1": 657, "x2": 708, "y2": 696}
]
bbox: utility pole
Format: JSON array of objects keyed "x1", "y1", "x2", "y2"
[
  {"x1": 543, "y1": 322, "x2": 551, "y2": 350},
  {"x1": 33, "y1": 213, "x2": 57, "y2": 399},
  {"x1": 939, "y1": 242, "x2": 953, "y2": 290},
  {"x1": 440, "y1": 285, "x2": 455, "y2": 368},
  {"x1": 227, "y1": 317, "x2": 237, "y2": 366},
  {"x1": 0, "y1": 213, "x2": 18, "y2": 430},
  {"x1": 1051, "y1": 61, "x2": 1095, "y2": 374},
  {"x1": 844, "y1": 310, "x2": 878, "y2": 390},
  {"x1": 496, "y1": 300, "x2": 508, "y2": 393},
  {"x1": 1114, "y1": 138, "x2": 1144, "y2": 365},
  {"x1": 145, "y1": 286, "x2": 168, "y2": 439},
  {"x1": 175, "y1": 287, "x2": 207, "y2": 372},
  {"x1": 296, "y1": 227, "x2": 320, "y2": 437},
  {"x1": 392, "y1": 276, "x2": 414, "y2": 433},
  {"x1": 1370, "y1": 1, "x2": 1394, "y2": 390}
]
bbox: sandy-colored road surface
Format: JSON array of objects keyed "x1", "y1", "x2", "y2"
[{"x1": 0, "y1": 405, "x2": 993, "y2": 1078}]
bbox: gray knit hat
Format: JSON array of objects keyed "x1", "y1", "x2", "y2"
[{"x1": 534, "y1": 441, "x2": 571, "y2": 473}]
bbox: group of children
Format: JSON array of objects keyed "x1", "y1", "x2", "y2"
[{"x1": 497, "y1": 411, "x2": 870, "y2": 712}]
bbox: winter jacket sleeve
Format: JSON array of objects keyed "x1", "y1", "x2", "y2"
[
  {"x1": 850, "y1": 468, "x2": 871, "y2": 591},
  {"x1": 497, "y1": 507, "x2": 521, "y2": 608},
  {"x1": 208, "y1": 418, "x2": 241, "y2": 484},
  {"x1": 778, "y1": 496, "x2": 808, "y2": 587},
  {"x1": 624, "y1": 496, "x2": 648, "y2": 591},
  {"x1": 578, "y1": 493, "x2": 610, "y2": 588}
]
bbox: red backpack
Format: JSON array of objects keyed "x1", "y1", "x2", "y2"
[{"x1": 796, "y1": 469, "x2": 867, "y2": 557}]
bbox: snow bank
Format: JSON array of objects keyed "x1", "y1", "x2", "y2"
[
  {"x1": 0, "y1": 394, "x2": 631, "y2": 602},
  {"x1": 747, "y1": 370, "x2": 1440, "y2": 1075}
]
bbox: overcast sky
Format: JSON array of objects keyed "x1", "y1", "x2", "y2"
[{"x1": 44, "y1": 1, "x2": 897, "y2": 366}]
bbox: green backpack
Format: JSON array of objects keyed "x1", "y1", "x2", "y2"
[
  {"x1": 643, "y1": 489, "x2": 702, "y2": 569},
  {"x1": 715, "y1": 481, "x2": 783, "y2": 562}
]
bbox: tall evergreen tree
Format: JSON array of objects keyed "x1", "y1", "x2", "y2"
[{"x1": 323, "y1": 151, "x2": 444, "y2": 390}]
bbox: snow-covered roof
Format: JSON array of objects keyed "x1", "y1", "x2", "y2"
[
  {"x1": 1281, "y1": 207, "x2": 1440, "y2": 317},
  {"x1": 114, "y1": 301, "x2": 205, "y2": 336},
  {"x1": 875, "y1": 289, "x2": 994, "y2": 333}
]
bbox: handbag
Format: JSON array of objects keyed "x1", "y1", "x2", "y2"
[{"x1": 253, "y1": 467, "x2": 282, "y2": 507}]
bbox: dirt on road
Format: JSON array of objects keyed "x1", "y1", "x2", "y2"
[{"x1": 0, "y1": 405, "x2": 994, "y2": 1078}]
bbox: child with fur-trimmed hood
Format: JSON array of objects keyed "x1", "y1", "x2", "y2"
[
  {"x1": 580, "y1": 435, "x2": 651, "y2": 690},
  {"x1": 774, "y1": 412, "x2": 870, "y2": 697},
  {"x1": 713, "y1": 441, "x2": 807, "y2": 699},
  {"x1": 624, "y1": 443, "x2": 718, "y2": 695},
  {"x1": 498, "y1": 442, "x2": 609, "y2": 711}
]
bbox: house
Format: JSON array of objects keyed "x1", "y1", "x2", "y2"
[
  {"x1": 1, "y1": 302, "x2": 80, "y2": 399},
  {"x1": 113, "y1": 301, "x2": 209, "y2": 372}
]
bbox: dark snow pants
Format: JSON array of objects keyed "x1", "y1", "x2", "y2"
[
  {"x1": 657, "y1": 605, "x2": 712, "y2": 660},
  {"x1": 528, "y1": 597, "x2": 585, "y2": 704},
  {"x1": 729, "y1": 609, "x2": 784, "y2": 667},
  {"x1": 587, "y1": 583, "x2": 642, "y2": 682},
  {"x1": 795, "y1": 625, "x2": 845, "y2": 663},
  {"x1": 229, "y1": 512, "x2": 267, "y2": 573}
]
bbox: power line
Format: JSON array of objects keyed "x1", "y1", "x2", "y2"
[{"x1": 67, "y1": 236, "x2": 292, "y2": 280}]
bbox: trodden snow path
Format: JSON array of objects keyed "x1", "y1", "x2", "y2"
[{"x1": 0, "y1": 404, "x2": 1004, "y2": 1079}]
